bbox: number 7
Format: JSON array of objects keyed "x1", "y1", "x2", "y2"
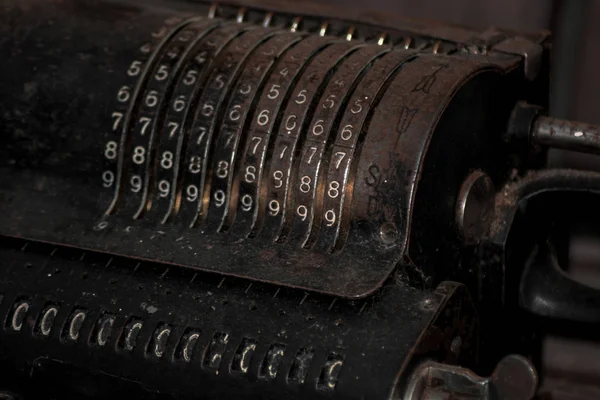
[{"x1": 111, "y1": 112, "x2": 123, "y2": 131}]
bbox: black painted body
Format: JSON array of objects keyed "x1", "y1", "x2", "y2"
[{"x1": 0, "y1": 0, "x2": 550, "y2": 398}]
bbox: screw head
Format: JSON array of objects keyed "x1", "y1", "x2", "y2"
[{"x1": 379, "y1": 222, "x2": 398, "y2": 245}]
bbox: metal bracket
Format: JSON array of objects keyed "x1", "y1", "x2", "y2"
[
  {"x1": 493, "y1": 37, "x2": 545, "y2": 81},
  {"x1": 403, "y1": 355, "x2": 537, "y2": 400}
]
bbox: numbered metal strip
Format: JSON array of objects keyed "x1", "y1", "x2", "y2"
[
  {"x1": 230, "y1": 35, "x2": 339, "y2": 238},
  {"x1": 316, "y1": 49, "x2": 417, "y2": 252},
  {"x1": 203, "y1": 32, "x2": 306, "y2": 233},
  {"x1": 175, "y1": 23, "x2": 257, "y2": 228},
  {"x1": 102, "y1": 16, "x2": 196, "y2": 216},
  {"x1": 257, "y1": 42, "x2": 361, "y2": 242},
  {"x1": 147, "y1": 20, "x2": 224, "y2": 224},
  {"x1": 286, "y1": 45, "x2": 391, "y2": 248},
  {"x1": 343, "y1": 56, "x2": 492, "y2": 254},
  {"x1": 184, "y1": 28, "x2": 279, "y2": 228},
  {"x1": 121, "y1": 20, "x2": 222, "y2": 220}
]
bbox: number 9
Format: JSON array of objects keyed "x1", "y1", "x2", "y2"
[
  {"x1": 268, "y1": 200, "x2": 280, "y2": 216},
  {"x1": 214, "y1": 190, "x2": 226, "y2": 207},
  {"x1": 325, "y1": 209, "x2": 336, "y2": 226},
  {"x1": 297, "y1": 205, "x2": 307, "y2": 221},
  {"x1": 241, "y1": 195, "x2": 253, "y2": 211},
  {"x1": 158, "y1": 180, "x2": 170, "y2": 198}
]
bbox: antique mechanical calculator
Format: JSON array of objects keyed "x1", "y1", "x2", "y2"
[{"x1": 1, "y1": 0, "x2": 599, "y2": 399}]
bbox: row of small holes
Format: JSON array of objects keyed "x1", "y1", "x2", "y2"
[
  {"x1": 5, "y1": 298, "x2": 344, "y2": 390},
  {"x1": 208, "y1": 3, "x2": 453, "y2": 54}
]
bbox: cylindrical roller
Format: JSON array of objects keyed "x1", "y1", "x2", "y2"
[{"x1": 0, "y1": 0, "x2": 526, "y2": 298}]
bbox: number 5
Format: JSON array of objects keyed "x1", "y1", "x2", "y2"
[{"x1": 267, "y1": 84, "x2": 280, "y2": 99}]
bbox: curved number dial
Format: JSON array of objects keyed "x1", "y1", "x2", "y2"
[
  {"x1": 173, "y1": 23, "x2": 254, "y2": 227},
  {"x1": 121, "y1": 19, "x2": 216, "y2": 219},
  {"x1": 101, "y1": 16, "x2": 187, "y2": 215},
  {"x1": 203, "y1": 32, "x2": 305, "y2": 232},
  {"x1": 287, "y1": 45, "x2": 390, "y2": 248},
  {"x1": 230, "y1": 35, "x2": 336, "y2": 237},
  {"x1": 148, "y1": 20, "x2": 225, "y2": 224},
  {"x1": 317, "y1": 50, "x2": 416, "y2": 251},
  {"x1": 181, "y1": 28, "x2": 280, "y2": 228},
  {"x1": 259, "y1": 42, "x2": 358, "y2": 241}
]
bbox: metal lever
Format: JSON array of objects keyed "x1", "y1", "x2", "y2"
[
  {"x1": 403, "y1": 355, "x2": 538, "y2": 400},
  {"x1": 508, "y1": 102, "x2": 600, "y2": 156}
]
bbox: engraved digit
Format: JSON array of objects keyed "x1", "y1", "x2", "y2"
[
  {"x1": 268, "y1": 200, "x2": 280, "y2": 216},
  {"x1": 279, "y1": 146, "x2": 288, "y2": 160},
  {"x1": 158, "y1": 180, "x2": 170, "y2": 197},
  {"x1": 160, "y1": 151, "x2": 173, "y2": 169},
  {"x1": 300, "y1": 176, "x2": 311, "y2": 193},
  {"x1": 151, "y1": 27, "x2": 167, "y2": 38},
  {"x1": 186, "y1": 185, "x2": 198, "y2": 202},
  {"x1": 350, "y1": 98, "x2": 363, "y2": 114},
  {"x1": 214, "y1": 190, "x2": 226, "y2": 207},
  {"x1": 223, "y1": 131, "x2": 235, "y2": 148},
  {"x1": 167, "y1": 121, "x2": 179, "y2": 138},
  {"x1": 173, "y1": 96, "x2": 186, "y2": 112},
  {"x1": 195, "y1": 51, "x2": 208, "y2": 64},
  {"x1": 202, "y1": 103, "x2": 214, "y2": 117},
  {"x1": 127, "y1": 61, "x2": 143, "y2": 77},
  {"x1": 279, "y1": 67, "x2": 288, "y2": 77},
  {"x1": 333, "y1": 151, "x2": 346, "y2": 169},
  {"x1": 133, "y1": 146, "x2": 145, "y2": 165},
  {"x1": 297, "y1": 205, "x2": 307, "y2": 220},
  {"x1": 312, "y1": 120, "x2": 324, "y2": 136},
  {"x1": 111, "y1": 112, "x2": 124, "y2": 131},
  {"x1": 117, "y1": 86, "x2": 130, "y2": 103},
  {"x1": 245, "y1": 166, "x2": 256, "y2": 183},
  {"x1": 241, "y1": 195, "x2": 253, "y2": 211},
  {"x1": 295, "y1": 90, "x2": 307, "y2": 105},
  {"x1": 240, "y1": 83, "x2": 252, "y2": 95},
  {"x1": 214, "y1": 74, "x2": 226, "y2": 89},
  {"x1": 183, "y1": 70, "x2": 198, "y2": 86},
  {"x1": 323, "y1": 94, "x2": 336, "y2": 109},
  {"x1": 140, "y1": 43, "x2": 152, "y2": 54},
  {"x1": 267, "y1": 84, "x2": 280, "y2": 99},
  {"x1": 166, "y1": 48, "x2": 179, "y2": 59},
  {"x1": 196, "y1": 127, "x2": 207, "y2": 144},
  {"x1": 340, "y1": 124, "x2": 353, "y2": 141},
  {"x1": 139, "y1": 117, "x2": 152, "y2": 135},
  {"x1": 307, "y1": 146, "x2": 318, "y2": 164},
  {"x1": 130, "y1": 175, "x2": 142, "y2": 192},
  {"x1": 145, "y1": 91, "x2": 159, "y2": 108},
  {"x1": 217, "y1": 161, "x2": 229, "y2": 179},
  {"x1": 273, "y1": 170, "x2": 283, "y2": 188},
  {"x1": 325, "y1": 209, "x2": 336, "y2": 226},
  {"x1": 229, "y1": 105, "x2": 242, "y2": 121},
  {"x1": 250, "y1": 137, "x2": 262, "y2": 154},
  {"x1": 257, "y1": 109, "x2": 270, "y2": 126},
  {"x1": 189, "y1": 156, "x2": 201, "y2": 173},
  {"x1": 285, "y1": 115, "x2": 297, "y2": 132},
  {"x1": 102, "y1": 171, "x2": 114, "y2": 188},
  {"x1": 155, "y1": 65, "x2": 169, "y2": 81},
  {"x1": 328, "y1": 181, "x2": 340, "y2": 199},
  {"x1": 104, "y1": 141, "x2": 118, "y2": 160}
]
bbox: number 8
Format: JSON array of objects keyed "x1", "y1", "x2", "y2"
[{"x1": 328, "y1": 181, "x2": 340, "y2": 198}]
